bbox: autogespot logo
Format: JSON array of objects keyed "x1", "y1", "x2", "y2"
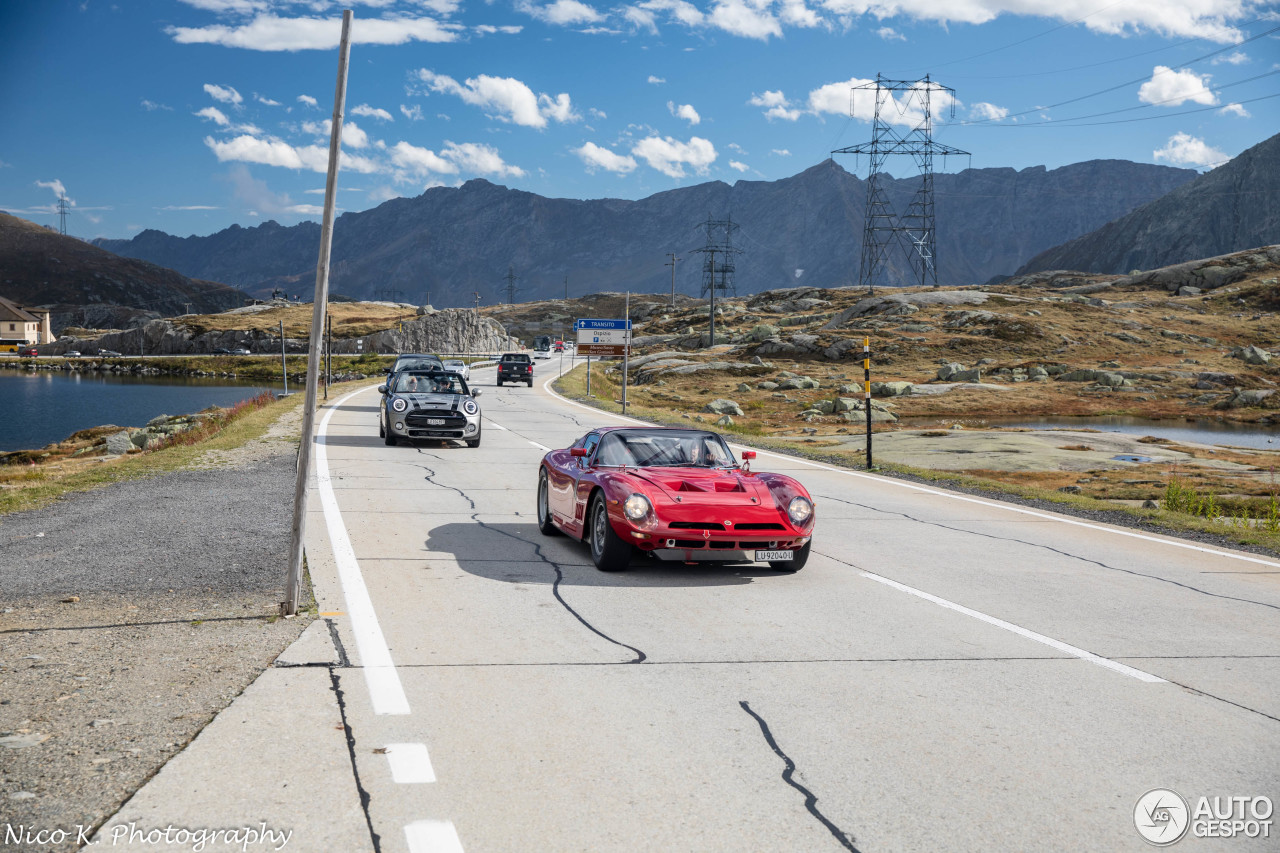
[{"x1": 1135, "y1": 789, "x2": 1191, "y2": 846}]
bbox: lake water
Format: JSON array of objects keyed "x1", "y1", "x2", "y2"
[
  {"x1": 980, "y1": 415, "x2": 1280, "y2": 451},
  {"x1": 0, "y1": 369, "x2": 283, "y2": 452}
]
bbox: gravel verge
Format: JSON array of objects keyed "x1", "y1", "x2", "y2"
[{"x1": 0, "y1": 409, "x2": 311, "y2": 851}]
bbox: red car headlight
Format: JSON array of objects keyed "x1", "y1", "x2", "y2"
[
  {"x1": 786, "y1": 496, "x2": 813, "y2": 525},
  {"x1": 623, "y1": 493, "x2": 652, "y2": 521}
]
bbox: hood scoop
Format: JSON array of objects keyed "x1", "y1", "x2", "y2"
[{"x1": 656, "y1": 475, "x2": 747, "y2": 493}]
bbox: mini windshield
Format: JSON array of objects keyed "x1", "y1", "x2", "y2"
[
  {"x1": 593, "y1": 430, "x2": 737, "y2": 468},
  {"x1": 392, "y1": 371, "x2": 467, "y2": 395},
  {"x1": 393, "y1": 358, "x2": 443, "y2": 372}
]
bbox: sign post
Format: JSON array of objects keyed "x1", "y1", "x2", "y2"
[{"x1": 576, "y1": 317, "x2": 632, "y2": 409}]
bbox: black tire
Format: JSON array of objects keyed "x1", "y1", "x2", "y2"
[
  {"x1": 497, "y1": 378, "x2": 504, "y2": 386},
  {"x1": 466, "y1": 431, "x2": 481, "y2": 448},
  {"x1": 378, "y1": 419, "x2": 385, "y2": 438},
  {"x1": 769, "y1": 541, "x2": 810, "y2": 572},
  {"x1": 588, "y1": 492, "x2": 632, "y2": 572},
  {"x1": 527, "y1": 379, "x2": 533, "y2": 387},
  {"x1": 384, "y1": 429, "x2": 396, "y2": 446},
  {"x1": 536, "y1": 469, "x2": 560, "y2": 536}
]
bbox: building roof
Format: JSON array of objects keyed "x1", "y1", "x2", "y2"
[{"x1": 0, "y1": 294, "x2": 42, "y2": 324}]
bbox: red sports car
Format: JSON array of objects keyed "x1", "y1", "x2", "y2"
[{"x1": 537, "y1": 427, "x2": 815, "y2": 572}]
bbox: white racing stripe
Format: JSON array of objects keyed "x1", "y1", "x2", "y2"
[
  {"x1": 539, "y1": 372, "x2": 1280, "y2": 570},
  {"x1": 316, "y1": 386, "x2": 411, "y2": 715},
  {"x1": 384, "y1": 743, "x2": 437, "y2": 783},
  {"x1": 405, "y1": 820, "x2": 466, "y2": 853},
  {"x1": 860, "y1": 570, "x2": 1165, "y2": 682}
]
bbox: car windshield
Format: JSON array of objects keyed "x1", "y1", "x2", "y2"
[
  {"x1": 392, "y1": 372, "x2": 467, "y2": 395},
  {"x1": 593, "y1": 430, "x2": 737, "y2": 468},
  {"x1": 444, "y1": 361, "x2": 464, "y2": 370},
  {"x1": 394, "y1": 357, "x2": 442, "y2": 372}
]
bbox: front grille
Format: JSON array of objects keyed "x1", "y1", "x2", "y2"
[
  {"x1": 673, "y1": 539, "x2": 706, "y2": 549},
  {"x1": 709, "y1": 541, "x2": 736, "y2": 550},
  {"x1": 669, "y1": 521, "x2": 725, "y2": 531},
  {"x1": 734, "y1": 522, "x2": 787, "y2": 531},
  {"x1": 406, "y1": 412, "x2": 464, "y2": 427},
  {"x1": 738, "y1": 541, "x2": 773, "y2": 548}
]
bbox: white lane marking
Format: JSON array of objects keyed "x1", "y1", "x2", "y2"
[
  {"x1": 859, "y1": 570, "x2": 1165, "y2": 682},
  {"x1": 487, "y1": 420, "x2": 508, "y2": 430},
  {"x1": 405, "y1": 820, "x2": 465, "y2": 853},
  {"x1": 385, "y1": 743, "x2": 436, "y2": 783},
  {"x1": 528, "y1": 439, "x2": 551, "y2": 451},
  {"x1": 540, "y1": 372, "x2": 1280, "y2": 570},
  {"x1": 317, "y1": 386, "x2": 411, "y2": 715}
]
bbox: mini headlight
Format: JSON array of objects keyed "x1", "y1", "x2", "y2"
[
  {"x1": 462, "y1": 399, "x2": 479, "y2": 415},
  {"x1": 623, "y1": 493, "x2": 652, "y2": 520},
  {"x1": 392, "y1": 398, "x2": 408, "y2": 412},
  {"x1": 787, "y1": 496, "x2": 813, "y2": 524}
]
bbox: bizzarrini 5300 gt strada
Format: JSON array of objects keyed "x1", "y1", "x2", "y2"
[{"x1": 537, "y1": 427, "x2": 815, "y2": 572}]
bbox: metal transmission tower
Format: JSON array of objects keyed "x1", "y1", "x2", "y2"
[
  {"x1": 691, "y1": 215, "x2": 742, "y2": 346},
  {"x1": 504, "y1": 265, "x2": 519, "y2": 304},
  {"x1": 57, "y1": 195, "x2": 70, "y2": 235},
  {"x1": 832, "y1": 74, "x2": 968, "y2": 292}
]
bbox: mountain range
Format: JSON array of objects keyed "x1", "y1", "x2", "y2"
[
  {"x1": 1017, "y1": 132, "x2": 1280, "y2": 276},
  {"x1": 94, "y1": 157, "x2": 1198, "y2": 306}
]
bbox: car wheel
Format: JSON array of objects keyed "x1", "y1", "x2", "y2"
[
  {"x1": 588, "y1": 492, "x2": 632, "y2": 572},
  {"x1": 537, "y1": 469, "x2": 561, "y2": 536},
  {"x1": 768, "y1": 541, "x2": 811, "y2": 572},
  {"x1": 378, "y1": 417, "x2": 385, "y2": 438},
  {"x1": 497, "y1": 378, "x2": 504, "y2": 386},
  {"x1": 466, "y1": 430, "x2": 481, "y2": 448},
  {"x1": 384, "y1": 429, "x2": 397, "y2": 446}
]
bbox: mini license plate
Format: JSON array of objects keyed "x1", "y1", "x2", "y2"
[
  {"x1": 754, "y1": 550, "x2": 793, "y2": 561},
  {"x1": 426, "y1": 418, "x2": 446, "y2": 426}
]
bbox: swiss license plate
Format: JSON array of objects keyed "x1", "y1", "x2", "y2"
[
  {"x1": 755, "y1": 550, "x2": 793, "y2": 562},
  {"x1": 426, "y1": 418, "x2": 446, "y2": 426}
]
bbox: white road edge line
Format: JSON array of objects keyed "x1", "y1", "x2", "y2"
[
  {"x1": 405, "y1": 820, "x2": 466, "y2": 853},
  {"x1": 859, "y1": 571, "x2": 1165, "y2": 682},
  {"x1": 316, "y1": 386, "x2": 411, "y2": 715},
  {"x1": 487, "y1": 420, "x2": 508, "y2": 430},
  {"x1": 539, "y1": 371, "x2": 1280, "y2": 569},
  {"x1": 384, "y1": 743, "x2": 437, "y2": 783},
  {"x1": 528, "y1": 440, "x2": 551, "y2": 452}
]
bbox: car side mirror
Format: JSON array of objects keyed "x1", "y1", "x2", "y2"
[
  {"x1": 382, "y1": 367, "x2": 390, "y2": 373},
  {"x1": 377, "y1": 385, "x2": 387, "y2": 394},
  {"x1": 471, "y1": 388, "x2": 482, "y2": 397},
  {"x1": 741, "y1": 451, "x2": 756, "y2": 460},
  {"x1": 570, "y1": 448, "x2": 588, "y2": 457}
]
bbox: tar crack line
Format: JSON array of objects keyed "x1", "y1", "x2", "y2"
[
  {"x1": 740, "y1": 701, "x2": 860, "y2": 852},
  {"x1": 329, "y1": 666, "x2": 382, "y2": 853},
  {"x1": 815, "y1": 492, "x2": 1280, "y2": 612}
]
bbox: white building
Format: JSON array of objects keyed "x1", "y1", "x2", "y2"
[{"x1": 0, "y1": 295, "x2": 52, "y2": 351}]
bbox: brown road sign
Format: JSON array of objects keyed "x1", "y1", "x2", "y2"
[{"x1": 577, "y1": 344, "x2": 628, "y2": 357}]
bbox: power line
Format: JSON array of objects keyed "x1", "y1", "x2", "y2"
[{"x1": 959, "y1": 90, "x2": 1280, "y2": 128}]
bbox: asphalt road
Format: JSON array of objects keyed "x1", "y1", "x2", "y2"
[{"x1": 299, "y1": 360, "x2": 1279, "y2": 852}]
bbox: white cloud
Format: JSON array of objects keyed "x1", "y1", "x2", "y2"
[
  {"x1": 771, "y1": 148, "x2": 791, "y2": 156},
  {"x1": 668, "y1": 101, "x2": 701, "y2": 125},
  {"x1": 1153, "y1": 132, "x2": 1228, "y2": 169},
  {"x1": 254, "y1": 94, "x2": 282, "y2": 106},
  {"x1": 159, "y1": 205, "x2": 221, "y2": 211},
  {"x1": 196, "y1": 106, "x2": 231, "y2": 126},
  {"x1": 414, "y1": 69, "x2": 576, "y2": 128},
  {"x1": 631, "y1": 134, "x2": 716, "y2": 177},
  {"x1": 1218, "y1": 102, "x2": 1250, "y2": 118},
  {"x1": 778, "y1": 0, "x2": 821, "y2": 27},
  {"x1": 728, "y1": 159, "x2": 748, "y2": 172},
  {"x1": 1211, "y1": 50, "x2": 1249, "y2": 65},
  {"x1": 623, "y1": 6, "x2": 658, "y2": 30},
  {"x1": 475, "y1": 24, "x2": 524, "y2": 33},
  {"x1": 298, "y1": 94, "x2": 318, "y2": 108},
  {"x1": 301, "y1": 120, "x2": 371, "y2": 149},
  {"x1": 812, "y1": 0, "x2": 1247, "y2": 43},
  {"x1": 440, "y1": 141, "x2": 525, "y2": 177},
  {"x1": 517, "y1": 0, "x2": 603, "y2": 25},
  {"x1": 400, "y1": 104, "x2": 424, "y2": 121},
  {"x1": 709, "y1": 0, "x2": 781, "y2": 39},
  {"x1": 574, "y1": 141, "x2": 638, "y2": 173},
  {"x1": 204, "y1": 134, "x2": 380, "y2": 174},
  {"x1": 390, "y1": 141, "x2": 459, "y2": 176},
  {"x1": 876, "y1": 25, "x2": 904, "y2": 40},
  {"x1": 969, "y1": 102, "x2": 1008, "y2": 121},
  {"x1": 588, "y1": 107, "x2": 607, "y2": 119},
  {"x1": 806, "y1": 77, "x2": 952, "y2": 126},
  {"x1": 204, "y1": 83, "x2": 243, "y2": 105},
  {"x1": 1138, "y1": 66, "x2": 1217, "y2": 106},
  {"x1": 748, "y1": 90, "x2": 801, "y2": 121},
  {"x1": 168, "y1": 15, "x2": 462, "y2": 51},
  {"x1": 36, "y1": 179, "x2": 68, "y2": 198},
  {"x1": 648, "y1": 75, "x2": 666, "y2": 84},
  {"x1": 352, "y1": 104, "x2": 394, "y2": 121},
  {"x1": 141, "y1": 99, "x2": 173, "y2": 111}
]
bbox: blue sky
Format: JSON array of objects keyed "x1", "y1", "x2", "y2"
[{"x1": 1, "y1": 0, "x2": 1276, "y2": 240}]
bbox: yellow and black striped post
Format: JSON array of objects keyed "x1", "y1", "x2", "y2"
[{"x1": 863, "y1": 337, "x2": 873, "y2": 469}]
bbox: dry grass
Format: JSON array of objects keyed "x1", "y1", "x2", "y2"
[{"x1": 181, "y1": 302, "x2": 413, "y2": 339}]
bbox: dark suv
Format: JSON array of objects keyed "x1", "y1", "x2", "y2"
[{"x1": 497, "y1": 353, "x2": 533, "y2": 387}]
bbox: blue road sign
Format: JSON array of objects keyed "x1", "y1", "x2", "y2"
[{"x1": 575, "y1": 318, "x2": 631, "y2": 331}]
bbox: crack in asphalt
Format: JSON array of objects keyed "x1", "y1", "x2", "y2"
[
  {"x1": 329, "y1": 666, "x2": 382, "y2": 853},
  {"x1": 411, "y1": 450, "x2": 646, "y2": 663},
  {"x1": 740, "y1": 700, "x2": 860, "y2": 852},
  {"x1": 815, "y1": 492, "x2": 1280, "y2": 612}
]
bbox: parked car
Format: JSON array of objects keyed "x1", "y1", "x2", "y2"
[
  {"x1": 537, "y1": 427, "x2": 814, "y2": 572},
  {"x1": 21, "y1": 348, "x2": 38, "y2": 356},
  {"x1": 97, "y1": 349, "x2": 122, "y2": 357},
  {"x1": 497, "y1": 353, "x2": 533, "y2": 387},
  {"x1": 231, "y1": 347, "x2": 251, "y2": 356},
  {"x1": 378, "y1": 370, "x2": 482, "y2": 447},
  {"x1": 442, "y1": 359, "x2": 470, "y2": 380},
  {"x1": 64, "y1": 350, "x2": 81, "y2": 357},
  {"x1": 211, "y1": 347, "x2": 233, "y2": 355}
]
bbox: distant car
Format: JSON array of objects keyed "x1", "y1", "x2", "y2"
[
  {"x1": 442, "y1": 359, "x2": 470, "y2": 380},
  {"x1": 498, "y1": 353, "x2": 533, "y2": 387},
  {"x1": 537, "y1": 427, "x2": 815, "y2": 572},
  {"x1": 64, "y1": 350, "x2": 81, "y2": 357},
  {"x1": 21, "y1": 348, "x2": 38, "y2": 357},
  {"x1": 553, "y1": 341, "x2": 565, "y2": 352},
  {"x1": 97, "y1": 349, "x2": 122, "y2": 357},
  {"x1": 378, "y1": 370, "x2": 482, "y2": 447},
  {"x1": 231, "y1": 347, "x2": 251, "y2": 356},
  {"x1": 212, "y1": 347, "x2": 233, "y2": 355},
  {"x1": 387, "y1": 353, "x2": 445, "y2": 374}
]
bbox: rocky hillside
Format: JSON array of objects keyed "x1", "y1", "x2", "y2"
[
  {"x1": 1017, "y1": 132, "x2": 1280, "y2": 275},
  {"x1": 0, "y1": 212, "x2": 247, "y2": 332},
  {"x1": 94, "y1": 158, "x2": 1195, "y2": 304}
]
